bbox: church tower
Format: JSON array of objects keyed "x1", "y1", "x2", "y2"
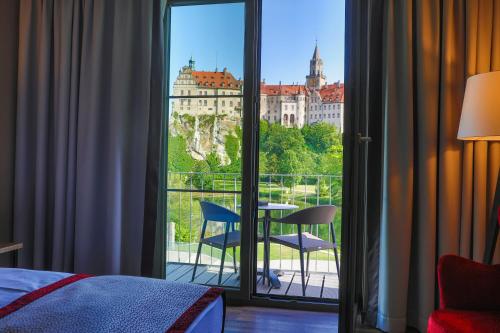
[{"x1": 306, "y1": 43, "x2": 326, "y2": 90}]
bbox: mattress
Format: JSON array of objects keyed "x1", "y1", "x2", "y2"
[{"x1": 0, "y1": 268, "x2": 223, "y2": 333}]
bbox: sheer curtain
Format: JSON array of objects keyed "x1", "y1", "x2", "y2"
[
  {"x1": 348, "y1": 0, "x2": 500, "y2": 332},
  {"x1": 9, "y1": 0, "x2": 165, "y2": 276}
]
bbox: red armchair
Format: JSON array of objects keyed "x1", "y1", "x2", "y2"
[{"x1": 428, "y1": 255, "x2": 500, "y2": 333}]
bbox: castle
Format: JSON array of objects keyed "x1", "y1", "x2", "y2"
[{"x1": 171, "y1": 44, "x2": 344, "y2": 131}]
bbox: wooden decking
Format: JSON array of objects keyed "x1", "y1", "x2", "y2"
[{"x1": 166, "y1": 263, "x2": 339, "y2": 300}]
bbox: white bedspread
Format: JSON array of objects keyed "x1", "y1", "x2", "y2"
[{"x1": 0, "y1": 268, "x2": 223, "y2": 333}]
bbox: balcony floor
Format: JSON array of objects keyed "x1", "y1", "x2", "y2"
[{"x1": 166, "y1": 263, "x2": 339, "y2": 300}]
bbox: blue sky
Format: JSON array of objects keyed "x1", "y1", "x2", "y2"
[{"x1": 169, "y1": 0, "x2": 344, "y2": 93}]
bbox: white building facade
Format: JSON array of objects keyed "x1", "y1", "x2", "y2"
[
  {"x1": 171, "y1": 58, "x2": 243, "y2": 119},
  {"x1": 260, "y1": 44, "x2": 344, "y2": 131},
  {"x1": 172, "y1": 45, "x2": 344, "y2": 131}
]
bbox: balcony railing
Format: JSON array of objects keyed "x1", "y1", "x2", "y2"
[{"x1": 165, "y1": 171, "x2": 342, "y2": 274}]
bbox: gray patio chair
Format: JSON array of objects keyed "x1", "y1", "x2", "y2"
[
  {"x1": 269, "y1": 205, "x2": 339, "y2": 296},
  {"x1": 192, "y1": 201, "x2": 240, "y2": 285}
]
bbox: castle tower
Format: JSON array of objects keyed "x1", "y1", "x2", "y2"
[{"x1": 306, "y1": 43, "x2": 326, "y2": 90}]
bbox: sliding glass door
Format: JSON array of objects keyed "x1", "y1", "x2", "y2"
[
  {"x1": 255, "y1": 0, "x2": 345, "y2": 302},
  {"x1": 163, "y1": 1, "x2": 246, "y2": 290},
  {"x1": 161, "y1": 0, "x2": 346, "y2": 312}
]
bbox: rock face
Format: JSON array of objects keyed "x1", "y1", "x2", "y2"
[{"x1": 169, "y1": 112, "x2": 240, "y2": 166}]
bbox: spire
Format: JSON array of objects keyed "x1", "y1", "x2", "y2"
[
  {"x1": 312, "y1": 42, "x2": 320, "y2": 60},
  {"x1": 188, "y1": 56, "x2": 195, "y2": 69}
]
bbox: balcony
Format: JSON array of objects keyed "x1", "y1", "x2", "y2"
[{"x1": 164, "y1": 172, "x2": 341, "y2": 300}]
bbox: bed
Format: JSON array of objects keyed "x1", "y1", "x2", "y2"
[{"x1": 0, "y1": 268, "x2": 225, "y2": 332}]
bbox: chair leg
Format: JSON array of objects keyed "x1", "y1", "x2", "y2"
[
  {"x1": 297, "y1": 224, "x2": 306, "y2": 297},
  {"x1": 232, "y1": 247, "x2": 238, "y2": 273},
  {"x1": 306, "y1": 252, "x2": 310, "y2": 276},
  {"x1": 299, "y1": 249, "x2": 306, "y2": 297},
  {"x1": 219, "y1": 246, "x2": 227, "y2": 285},
  {"x1": 192, "y1": 242, "x2": 202, "y2": 282},
  {"x1": 330, "y1": 222, "x2": 340, "y2": 277},
  {"x1": 193, "y1": 219, "x2": 208, "y2": 282},
  {"x1": 219, "y1": 222, "x2": 231, "y2": 285},
  {"x1": 333, "y1": 246, "x2": 340, "y2": 277}
]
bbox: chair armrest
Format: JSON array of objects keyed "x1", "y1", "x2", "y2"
[{"x1": 438, "y1": 255, "x2": 500, "y2": 311}]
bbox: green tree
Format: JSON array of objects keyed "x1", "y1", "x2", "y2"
[
  {"x1": 302, "y1": 123, "x2": 342, "y2": 154},
  {"x1": 168, "y1": 134, "x2": 195, "y2": 172}
]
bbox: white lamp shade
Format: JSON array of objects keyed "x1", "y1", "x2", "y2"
[{"x1": 458, "y1": 71, "x2": 500, "y2": 141}]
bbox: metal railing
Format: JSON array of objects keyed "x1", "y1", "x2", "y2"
[{"x1": 165, "y1": 172, "x2": 342, "y2": 274}]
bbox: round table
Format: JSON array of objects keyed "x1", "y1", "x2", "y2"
[{"x1": 258, "y1": 203, "x2": 298, "y2": 288}]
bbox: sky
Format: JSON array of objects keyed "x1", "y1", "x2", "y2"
[{"x1": 169, "y1": 0, "x2": 345, "y2": 93}]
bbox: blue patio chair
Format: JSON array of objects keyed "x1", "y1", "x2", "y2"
[{"x1": 192, "y1": 201, "x2": 241, "y2": 285}]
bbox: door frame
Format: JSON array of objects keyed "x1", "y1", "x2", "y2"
[{"x1": 162, "y1": 0, "x2": 350, "y2": 314}]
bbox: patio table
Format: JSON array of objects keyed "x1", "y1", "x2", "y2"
[{"x1": 259, "y1": 203, "x2": 298, "y2": 288}]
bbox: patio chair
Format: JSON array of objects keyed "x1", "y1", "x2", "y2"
[
  {"x1": 192, "y1": 201, "x2": 241, "y2": 285},
  {"x1": 269, "y1": 205, "x2": 339, "y2": 296}
]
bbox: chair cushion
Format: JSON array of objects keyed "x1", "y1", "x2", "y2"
[
  {"x1": 428, "y1": 310, "x2": 500, "y2": 333},
  {"x1": 438, "y1": 255, "x2": 500, "y2": 311},
  {"x1": 200, "y1": 231, "x2": 240, "y2": 249},
  {"x1": 270, "y1": 232, "x2": 334, "y2": 252}
]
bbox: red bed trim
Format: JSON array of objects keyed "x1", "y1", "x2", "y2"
[
  {"x1": 0, "y1": 273, "x2": 92, "y2": 319},
  {"x1": 167, "y1": 287, "x2": 224, "y2": 333}
]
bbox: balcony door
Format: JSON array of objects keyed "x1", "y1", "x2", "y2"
[
  {"x1": 161, "y1": 0, "x2": 260, "y2": 299},
  {"x1": 254, "y1": 0, "x2": 345, "y2": 303}
]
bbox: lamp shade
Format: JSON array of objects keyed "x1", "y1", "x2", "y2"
[{"x1": 457, "y1": 71, "x2": 500, "y2": 141}]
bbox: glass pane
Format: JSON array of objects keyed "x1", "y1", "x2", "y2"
[
  {"x1": 164, "y1": 2, "x2": 245, "y2": 290},
  {"x1": 257, "y1": 0, "x2": 345, "y2": 300}
]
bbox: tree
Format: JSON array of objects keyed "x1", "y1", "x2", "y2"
[
  {"x1": 168, "y1": 134, "x2": 195, "y2": 172},
  {"x1": 302, "y1": 123, "x2": 342, "y2": 154}
]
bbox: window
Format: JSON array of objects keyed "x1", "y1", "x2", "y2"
[{"x1": 204, "y1": 100, "x2": 207, "y2": 106}]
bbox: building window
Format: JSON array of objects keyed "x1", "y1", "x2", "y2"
[
  {"x1": 204, "y1": 100, "x2": 207, "y2": 106},
  {"x1": 188, "y1": 99, "x2": 191, "y2": 105},
  {"x1": 230, "y1": 101, "x2": 233, "y2": 107},
  {"x1": 290, "y1": 114, "x2": 295, "y2": 124}
]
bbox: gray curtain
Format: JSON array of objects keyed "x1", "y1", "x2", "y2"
[
  {"x1": 0, "y1": 0, "x2": 20, "y2": 267},
  {"x1": 12, "y1": 0, "x2": 164, "y2": 276},
  {"x1": 350, "y1": 0, "x2": 500, "y2": 332}
]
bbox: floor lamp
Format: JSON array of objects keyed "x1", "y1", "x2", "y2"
[{"x1": 457, "y1": 71, "x2": 500, "y2": 264}]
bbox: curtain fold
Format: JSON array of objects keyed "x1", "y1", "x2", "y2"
[
  {"x1": 13, "y1": 0, "x2": 164, "y2": 276},
  {"x1": 0, "y1": 0, "x2": 19, "y2": 267},
  {"x1": 354, "y1": 0, "x2": 500, "y2": 332}
]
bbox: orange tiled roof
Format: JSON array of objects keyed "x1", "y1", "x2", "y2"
[
  {"x1": 260, "y1": 84, "x2": 309, "y2": 96},
  {"x1": 319, "y1": 84, "x2": 344, "y2": 103},
  {"x1": 191, "y1": 70, "x2": 242, "y2": 90},
  {"x1": 261, "y1": 83, "x2": 344, "y2": 102}
]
